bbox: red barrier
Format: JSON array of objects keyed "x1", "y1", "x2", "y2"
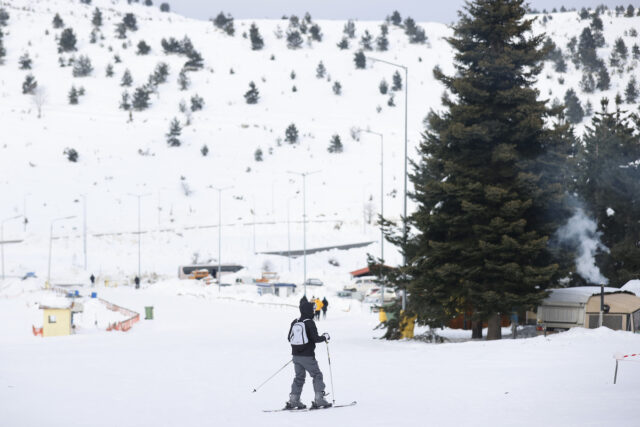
[{"x1": 32, "y1": 325, "x2": 43, "y2": 337}]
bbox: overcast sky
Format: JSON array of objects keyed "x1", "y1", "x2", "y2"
[{"x1": 171, "y1": 1, "x2": 625, "y2": 23}]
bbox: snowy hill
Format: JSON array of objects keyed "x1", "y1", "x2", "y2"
[{"x1": 0, "y1": 0, "x2": 639, "y2": 284}]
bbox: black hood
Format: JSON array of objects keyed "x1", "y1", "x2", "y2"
[{"x1": 300, "y1": 302, "x2": 315, "y2": 319}]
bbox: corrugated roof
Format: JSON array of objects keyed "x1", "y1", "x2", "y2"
[{"x1": 544, "y1": 286, "x2": 620, "y2": 305}]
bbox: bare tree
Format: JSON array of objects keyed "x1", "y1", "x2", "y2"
[{"x1": 32, "y1": 87, "x2": 47, "y2": 118}]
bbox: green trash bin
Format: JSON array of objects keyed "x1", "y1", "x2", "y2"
[{"x1": 145, "y1": 306, "x2": 154, "y2": 320}]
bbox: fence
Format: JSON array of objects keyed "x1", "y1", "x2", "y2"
[
  {"x1": 100, "y1": 298, "x2": 140, "y2": 332},
  {"x1": 613, "y1": 352, "x2": 640, "y2": 384}
]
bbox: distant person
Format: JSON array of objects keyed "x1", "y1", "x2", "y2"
[
  {"x1": 134, "y1": 276, "x2": 140, "y2": 289},
  {"x1": 314, "y1": 298, "x2": 323, "y2": 321},
  {"x1": 322, "y1": 297, "x2": 329, "y2": 319},
  {"x1": 285, "y1": 301, "x2": 331, "y2": 410},
  {"x1": 90, "y1": 274, "x2": 95, "y2": 286}
]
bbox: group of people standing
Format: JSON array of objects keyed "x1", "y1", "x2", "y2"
[{"x1": 299, "y1": 295, "x2": 329, "y2": 320}]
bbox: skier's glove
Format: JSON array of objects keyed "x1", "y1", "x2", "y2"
[{"x1": 322, "y1": 333, "x2": 330, "y2": 342}]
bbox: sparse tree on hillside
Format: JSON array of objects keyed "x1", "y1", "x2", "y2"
[
  {"x1": 564, "y1": 88, "x2": 584, "y2": 123},
  {"x1": 390, "y1": 10, "x2": 402, "y2": 26},
  {"x1": 19, "y1": 53, "x2": 32, "y2": 70},
  {"x1": 22, "y1": 74, "x2": 37, "y2": 94},
  {"x1": 0, "y1": 29, "x2": 5, "y2": 65},
  {"x1": 201, "y1": 144, "x2": 209, "y2": 156},
  {"x1": 327, "y1": 134, "x2": 343, "y2": 153},
  {"x1": 244, "y1": 81, "x2": 260, "y2": 104},
  {"x1": 152, "y1": 62, "x2": 169, "y2": 84},
  {"x1": 190, "y1": 94, "x2": 204, "y2": 111},
  {"x1": 379, "y1": 79, "x2": 388, "y2": 94},
  {"x1": 254, "y1": 148, "x2": 263, "y2": 161},
  {"x1": 123, "y1": 13, "x2": 138, "y2": 31},
  {"x1": 285, "y1": 123, "x2": 299, "y2": 144},
  {"x1": 597, "y1": 67, "x2": 610, "y2": 91},
  {"x1": 249, "y1": 23, "x2": 264, "y2": 50},
  {"x1": 626, "y1": 76, "x2": 638, "y2": 103},
  {"x1": 316, "y1": 61, "x2": 326, "y2": 78},
  {"x1": 392, "y1": 70, "x2": 402, "y2": 91},
  {"x1": 59, "y1": 28, "x2": 77, "y2": 52},
  {"x1": 580, "y1": 72, "x2": 595, "y2": 93},
  {"x1": 343, "y1": 20, "x2": 356, "y2": 38},
  {"x1": 115, "y1": 23, "x2": 127, "y2": 39},
  {"x1": 360, "y1": 30, "x2": 373, "y2": 50},
  {"x1": 626, "y1": 4, "x2": 635, "y2": 17},
  {"x1": 160, "y1": 3, "x2": 170, "y2": 12},
  {"x1": 178, "y1": 70, "x2": 190, "y2": 90},
  {"x1": 92, "y1": 8, "x2": 102, "y2": 27},
  {"x1": 68, "y1": 86, "x2": 79, "y2": 104},
  {"x1": 0, "y1": 8, "x2": 9, "y2": 27},
  {"x1": 52, "y1": 13, "x2": 64, "y2": 29},
  {"x1": 309, "y1": 24, "x2": 323, "y2": 42},
  {"x1": 184, "y1": 49, "x2": 204, "y2": 70},
  {"x1": 119, "y1": 91, "x2": 131, "y2": 110},
  {"x1": 132, "y1": 86, "x2": 151, "y2": 110},
  {"x1": 286, "y1": 29, "x2": 303, "y2": 49},
  {"x1": 354, "y1": 50, "x2": 366, "y2": 69},
  {"x1": 64, "y1": 148, "x2": 79, "y2": 162},
  {"x1": 376, "y1": 29, "x2": 389, "y2": 51},
  {"x1": 332, "y1": 81, "x2": 342, "y2": 95},
  {"x1": 137, "y1": 40, "x2": 151, "y2": 55},
  {"x1": 121, "y1": 69, "x2": 133, "y2": 87},
  {"x1": 337, "y1": 37, "x2": 349, "y2": 50},
  {"x1": 166, "y1": 118, "x2": 182, "y2": 147},
  {"x1": 72, "y1": 55, "x2": 93, "y2": 77},
  {"x1": 106, "y1": 63, "x2": 114, "y2": 77}
]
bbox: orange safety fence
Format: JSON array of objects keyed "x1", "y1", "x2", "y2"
[
  {"x1": 32, "y1": 325, "x2": 43, "y2": 337},
  {"x1": 99, "y1": 298, "x2": 140, "y2": 333}
]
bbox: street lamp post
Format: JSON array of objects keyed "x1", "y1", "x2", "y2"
[
  {"x1": 81, "y1": 194, "x2": 87, "y2": 271},
  {"x1": 47, "y1": 215, "x2": 76, "y2": 287},
  {"x1": 287, "y1": 170, "x2": 320, "y2": 297},
  {"x1": 1, "y1": 215, "x2": 23, "y2": 280},
  {"x1": 212, "y1": 186, "x2": 233, "y2": 291},
  {"x1": 127, "y1": 193, "x2": 151, "y2": 285},
  {"x1": 366, "y1": 56, "x2": 409, "y2": 310}
]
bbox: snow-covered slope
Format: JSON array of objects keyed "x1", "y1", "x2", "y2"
[{"x1": 0, "y1": 0, "x2": 638, "y2": 284}]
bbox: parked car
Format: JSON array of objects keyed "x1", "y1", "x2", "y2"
[
  {"x1": 345, "y1": 276, "x2": 377, "y2": 292},
  {"x1": 363, "y1": 287, "x2": 397, "y2": 304},
  {"x1": 304, "y1": 278, "x2": 323, "y2": 287}
]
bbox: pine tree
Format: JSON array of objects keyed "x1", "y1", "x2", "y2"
[
  {"x1": 244, "y1": 82, "x2": 260, "y2": 104},
  {"x1": 395, "y1": 0, "x2": 572, "y2": 341},
  {"x1": 178, "y1": 70, "x2": 190, "y2": 90},
  {"x1": 343, "y1": 20, "x2": 356, "y2": 38},
  {"x1": 632, "y1": 44, "x2": 640, "y2": 60},
  {"x1": 580, "y1": 72, "x2": 595, "y2": 93},
  {"x1": 309, "y1": 24, "x2": 323, "y2": 42},
  {"x1": 390, "y1": 10, "x2": 402, "y2": 26},
  {"x1": 52, "y1": 13, "x2": 64, "y2": 29},
  {"x1": 249, "y1": 23, "x2": 264, "y2": 50},
  {"x1": 190, "y1": 94, "x2": 204, "y2": 111},
  {"x1": 379, "y1": 79, "x2": 388, "y2": 94},
  {"x1": 137, "y1": 40, "x2": 151, "y2": 55},
  {"x1": 316, "y1": 61, "x2": 326, "y2": 78},
  {"x1": 574, "y1": 100, "x2": 640, "y2": 285},
  {"x1": 59, "y1": 28, "x2": 77, "y2": 52},
  {"x1": 337, "y1": 37, "x2": 349, "y2": 50},
  {"x1": 119, "y1": 91, "x2": 131, "y2": 110},
  {"x1": 115, "y1": 23, "x2": 127, "y2": 39},
  {"x1": 626, "y1": 5, "x2": 635, "y2": 17},
  {"x1": 327, "y1": 134, "x2": 343, "y2": 153},
  {"x1": 160, "y1": 3, "x2": 170, "y2": 12},
  {"x1": 625, "y1": 76, "x2": 638, "y2": 103},
  {"x1": 19, "y1": 53, "x2": 32, "y2": 70},
  {"x1": 285, "y1": 123, "x2": 299, "y2": 144},
  {"x1": 201, "y1": 145, "x2": 209, "y2": 156},
  {"x1": 0, "y1": 29, "x2": 5, "y2": 65},
  {"x1": 22, "y1": 74, "x2": 37, "y2": 94},
  {"x1": 123, "y1": 13, "x2": 138, "y2": 31},
  {"x1": 596, "y1": 66, "x2": 610, "y2": 91},
  {"x1": 376, "y1": 32, "x2": 389, "y2": 51},
  {"x1": 68, "y1": 86, "x2": 79, "y2": 104},
  {"x1": 360, "y1": 30, "x2": 373, "y2": 51},
  {"x1": 132, "y1": 86, "x2": 151, "y2": 110},
  {"x1": 254, "y1": 148, "x2": 263, "y2": 161},
  {"x1": 152, "y1": 62, "x2": 169, "y2": 85},
  {"x1": 286, "y1": 30, "x2": 303, "y2": 49},
  {"x1": 392, "y1": 70, "x2": 402, "y2": 91},
  {"x1": 184, "y1": 49, "x2": 203, "y2": 70},
  {"x1": 166, "y1": 118, "x2": 181, "y2": 147},
  {"x1": 332, "y1": 81, "x2": 342, "y2": 95},
  {"x1": 106, "y1": 63, "x2": 114, "y2": 77},
  {"x1": 0, "y1": 8, "x2": 8, "y2": 27},
  {"x1": 92, "y1": 8, "x2": 102, "y2": 27},
  {"x1": 564, "y1": 88, "x2": 584, "y2": 123},
  {"x1": 354, "y1": 51, "x2": 366, "y2": 69},
  {"x1": 121, "y1": 69, "x2": 133, "y2": 87},
  {"x1": 577, "y1": 27, "x2": 598, "y2": 70},
  {"x1": 72, "y1": 55, "x2": 93, "y2": 77}
]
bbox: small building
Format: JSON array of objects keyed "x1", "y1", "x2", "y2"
[
  {"x1": 40, "y1": 301, "x2": 73, "y2": 337},
  {"x1": 256, "y1": 282, "x2": 297, "y2": 297},
  {"x1": 349, "y1": 264, "x2": 396, "y2": 279}
]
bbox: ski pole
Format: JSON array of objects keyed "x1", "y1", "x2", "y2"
[
  {"x1": 326, "y1": 342, "x2": 335, "y2": 404},
  {"x1": 252, "y1": 359, "x2": 292, "y2": 393}
]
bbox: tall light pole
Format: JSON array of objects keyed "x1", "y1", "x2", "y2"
[
  {"x1": 367, "y1": 56, "x2": 409, "y2": 310},
  {"x1": 1, "y1": 215, "x2": 23, "y2": 280},
  {"x1": 127, "y1": 193, "x2": 151, "y2": 283},
  {"x1": 211, "y1": 186, "x2": 233, "y2": 291},
  {"x1": 47, "y1": 215, "x2": 76, "y2": 287},
  {"x1": 287, "y1": 170, "x2": 320, "y2": 297},
  {"x1": 360, "y1": 129, "x2": 384, "y2": 262},
  {"x1": 81, "y1": 194, "x2": 87, "y2": 271}
]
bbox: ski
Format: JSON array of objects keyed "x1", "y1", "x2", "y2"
[{"x1": 263, "y1": 401, "x2": 357, "y2": 413}]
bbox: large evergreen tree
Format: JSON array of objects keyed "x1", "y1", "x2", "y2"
[
  {"x1": 574, "y1": 100, "x2": 640, "y2": 285},
  {"x1": 59, "y1": 28, "x2": 77, "y2": 52},
  {"x1": 249, "y1": 23, "x2": 264, "y2": 50},
  {"x1": 396, "y1": 0, "x2": 571, "y2": 340}
]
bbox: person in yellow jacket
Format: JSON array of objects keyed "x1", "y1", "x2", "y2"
[{"x1": 313, "y1": 298, "x2": 323, "y2": 321}]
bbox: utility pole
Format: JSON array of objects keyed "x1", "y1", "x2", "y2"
[
  {"x1": 287, "y1": 170, "x2": 320, "y2": 297},
  {"x1": 1, "y1": 215, "x2": 23, "y2": 280},
  {"x1": 127, "y1": 193, "x2": 151, "y2": 284},
  {"x1": 81, "y1": 194, "x2": 87, "y2": 271},
  {"x1": 367, "y1": 56, "x2": 409, "y2": 310},
  {"x1": 211, "y1": 186, "x2": 233, "y2": 291}
]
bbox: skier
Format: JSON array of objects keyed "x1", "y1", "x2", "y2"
[
  {"x1": 322, "y1": 297, "x2": 329, "y2": 319},
  {"x1": 134, "y1": 276, "x2": 140, "y2": 289},
  {"x1": 286, "y1": 301, "x2": 331, "y2": 410},
  {"x1": 90, "y1": 274, "x2": 95, "y2": 286},
  {"x1": 314, "y1": 297, "x2": 323, "y2": 321}
]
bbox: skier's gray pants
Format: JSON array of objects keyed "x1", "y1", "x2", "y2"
[{"x1": 290, "y1": 355, "x2": 325, "y2": 395}]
